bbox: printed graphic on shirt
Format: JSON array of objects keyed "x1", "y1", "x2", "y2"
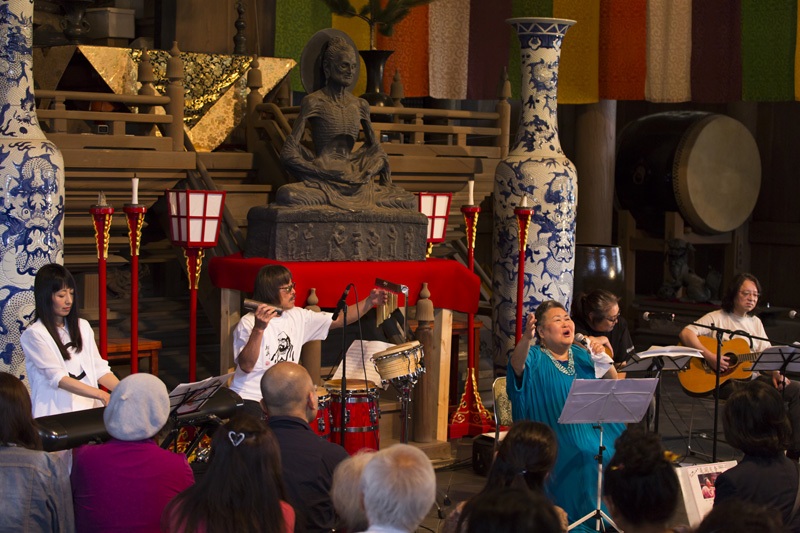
[{"x1": 269, "y1": 331, "x2": 294, "y2": 363}]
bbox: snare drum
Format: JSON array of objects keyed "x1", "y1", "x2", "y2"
[
  {"x1": 313, "y1": 386, "x2": 332, "y2": 440},
  {"x1": 371, "y1": 341, "x2": 424, "y2": 385},
  {"x1": 325, "y1": 379, "x2": 379, "y2": 455}
]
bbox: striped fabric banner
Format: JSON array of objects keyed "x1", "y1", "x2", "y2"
[
  {"x1": 554, "y1": 0, "x2": 600, "y2": 104},
  {"x1": 377, "y1": 5, "x2": 430, "y2": 98},
  {"x1": 274, "y1": 1, "x2": 331, "y2": 93},
  {"x1": 598, "y1": 0, "x2": 646, "y2": 101},
  {"x1": 741, "y1": 0, "x2": 797, "y2": 101},
  {"x1": 691, "y1": 0, "x2": 742, "y2": 103},
  {"x1": 466, "y1": 0, "x2": 512, "y2": 100},
  {"x1": 428, "y1": 0, "x2": 471, "y2": 99},
  {"x1": 274, "y1": 1, "x2": 800, "y2": 103},
  {"x1": 645, "y1": 0, "x2": 692, "y2": 102}
]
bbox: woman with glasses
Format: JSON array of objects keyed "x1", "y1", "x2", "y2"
[
  {"x1": 679, "y1": 272, "x2": 800, "y2": 460},
  {"x1": 229, "y1": 264, "x2": 387, "y2": 418},
  {"x1": 571, "y1": 289, "x2": 635, "y2": 368}
]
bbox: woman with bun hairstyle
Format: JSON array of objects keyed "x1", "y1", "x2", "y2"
[
  {"x1": 603, "y1": 427, "x2": 685, "y2": 533},
  {"x1": 571, "y1": 289, "x2": 635, "y2": 367},
  {"x1": 21, "y1": 263, "x2": 118, "y2": 417}
]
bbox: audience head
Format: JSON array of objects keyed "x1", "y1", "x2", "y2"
[
  {"x1": 33, "y1": 263, "x2": 82, "y2": 358},
  {"x1": 165, "y1": 414, "x2": 287, "y2": 532},
  {"x1": 571, "y1": 289, "x2": 621, "y2": 333},
  {"x1": 103, "y1": 373, "x2": 169, "y2": 441},
  {"x1": 0, "y1": 372, "x2": 41, "y2": 450},
  {"x1": 361, "y1": 444, "x2": 436, "y2": 532},
  {"x1": 331, "y1": 450, "x2": 376, "y2": 532},
  {"x1": 463, "y1": 487, "x2": 562, "y2": 533},
  {"x1": 695, "y1": 499, "x2": 783, "y2": 533},
  {"x1": 723, "y1": 379, "x2": 790, "y2": 457},
  {"x1": 603, "y1": 427, "x2": 680, "y2": 529},
  {"x1": 721, "y1": 272, "x2": 761, "y2": 314},
  {"x1": 486, "y1": 420, "x2": 557, "y2": 493},
  {"x1": 260, "y1": 361, "x2": 317, "y2": 421},
  {"x1": 252, "y1": 264, "x2": 293, "y2": 307}
]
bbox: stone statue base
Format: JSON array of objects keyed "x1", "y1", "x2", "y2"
[{"x1": 245, "y1": 205, "x2": 430, "y2": 261}]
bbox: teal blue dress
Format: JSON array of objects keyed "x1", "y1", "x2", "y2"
[{"x1": 507, "y1": 344, "x2": 624, "y2": 532}]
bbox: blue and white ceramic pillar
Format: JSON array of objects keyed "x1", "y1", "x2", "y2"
[
  {"x1": 492, "y1": 18, "x2": 577, "y2": 368},
  {"x1": 0, "y1": 0, "x2": 65, "y2": 381}
]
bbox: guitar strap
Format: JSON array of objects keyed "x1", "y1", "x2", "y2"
[{"x1": 790, "y1": 461, "x2": 800, "y2": 523}]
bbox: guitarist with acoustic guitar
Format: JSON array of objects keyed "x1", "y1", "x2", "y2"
[{"x1": 678, "y1": 273, "x2": 800, "y2": 461}]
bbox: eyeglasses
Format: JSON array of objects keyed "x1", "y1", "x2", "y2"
[
  {"x1": 739, "y1": 291, "x2": 760, "y2": 299},
  {"x1": 279, "y1": 282, "x2": 296, "y2": 293},
  {"x1": 604, "y1": 313, "x2": 621, "y2": 323}
]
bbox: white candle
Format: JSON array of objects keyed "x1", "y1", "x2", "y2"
[
  {"x1": 131, "y1": 177, "x2": 139, "y2": 205},
  {"x1": 468, "y1": 180, "x2": 474, "y2": 206},
  {"x1": 521, "y1": 195, "x2": 528, "y2": 208}
]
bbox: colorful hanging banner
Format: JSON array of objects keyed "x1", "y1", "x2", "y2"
[
  {"x1": 741, "y1": 0, "x2": 797, "y2": 101},
  {"x1": 645, "y1": 0, "x2": 692, "y2": 103},
  {"x1": 275, "y1": 1, "x2": 331, "y2": 93},
  {"x1": 553, "y1": 0, "x2": 599, "y2": 104},
  {"x1": 598, "y1": 0, "x2": 646, "y2": 101}
]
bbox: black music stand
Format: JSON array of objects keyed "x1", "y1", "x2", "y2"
[
  {"x1": 162, "y1": 373, "x2": 234, "y2": 456},
  {"x1": 624, "y1": 347, "x2": 700, "y2": 433},
  {"x1": 750, "y1": 345, "x2": 800, "y2": 389},
  {"x1": 560, "y1": 378, "x2": 658, "y2": 532}
]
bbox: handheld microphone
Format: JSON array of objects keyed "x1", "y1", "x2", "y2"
[
  {"x1": 243, "y1": 298, "x2": 283, "y2": 316},
  {"x1": 331, "y1": 284, "x2": 352, "y2": 321},
  {"x1": 574, "y1": 333, "x2": 592, "y2": 350},
  {"x1": 642, "y1": 311, "x2": 675, "y2": 322}
]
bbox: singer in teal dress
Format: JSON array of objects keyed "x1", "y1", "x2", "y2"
[{"x1": 507, "y1": 300, "x2": 624, "y2": 532}]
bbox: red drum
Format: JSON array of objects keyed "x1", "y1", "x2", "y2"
[
  {"x1": 313, "y1": 386, "x2": 332, "y2": 440},
  {"x1": 325, "y1": 379, "x2": 380, "y2": 455}
]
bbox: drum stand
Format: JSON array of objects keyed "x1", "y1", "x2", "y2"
[{"x1": 390, "y1": 377, "x2": 418, "y2": 444}]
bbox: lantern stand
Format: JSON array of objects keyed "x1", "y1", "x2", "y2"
[
  {"x1": 124, "y1": 199, "x2": 146, "y2": 373},
  {"x1": 166, "y1": 189, "x2": 226, "y2": 382},
  {"x1": 90, "y1": 193, "x2": 113, "y2": 360},
  {"x1": 418, "y1": 192, "x2": 452, "y2": 257}
]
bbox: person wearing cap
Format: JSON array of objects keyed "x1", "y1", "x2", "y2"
[{"x1": 70, "y1": 373, "x2": 194, "y2": 532}]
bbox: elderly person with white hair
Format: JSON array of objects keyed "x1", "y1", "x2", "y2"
[
  {"x1": 332, "y1": 450, "x2": 376, "y2": 532},
  {"x1": 359, "y1": 444, "x2": 436, "y2": 533}
]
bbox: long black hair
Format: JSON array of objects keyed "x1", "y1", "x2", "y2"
[
  {"x1": 723, "y1": 379, "x2": 790, "y2": 457},
  {"x1": 720, "y1": 272, "x2": 761, "y2": 314},
  {"x1": 32, "y1": 263, "x2": 82, "y2": 360},
  {"x1": 164, "y1": 414, "x2": 289, "y2": 532}
]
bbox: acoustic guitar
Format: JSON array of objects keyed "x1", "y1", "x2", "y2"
[{"x1": 677, "y1": 337, "x2": 761, "y2": 395}]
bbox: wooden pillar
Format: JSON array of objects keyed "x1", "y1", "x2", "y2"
[
  {"x1": 390, "y1": 69, "x2": 404, "y2": 108},
  {"x1": 575, "y1": 100, "x2": 616, "y2": 245},
  {"x1": 220, "y1": 287, "x2": 241, "y2": 374},
  {"x1": 165, "y1": 42, "x2": 185, "y2": 152},
  {"x1": 495, "y1": 68, "x2": 511, "y2": 159},
  {"x1": 301, "y1": 288, "x2": 323, "y2": 386},
  {"x1": 246, "y1": 55, "x2": 262, "y2": 153},
  {"x1": 138, "y1": 48, "x2": 157, "y2": 136},
  {"x1": 413, "y1": 283, "x2": 435, "y2": 443}
]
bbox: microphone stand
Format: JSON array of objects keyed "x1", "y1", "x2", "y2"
[{"x1": 339, "y1": 296, "x2": 348, "y2": 452}]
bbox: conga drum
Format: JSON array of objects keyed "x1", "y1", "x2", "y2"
[
  {"x1": 615, "y1": 111, "x2": 761, "y2": 235},
  {"x1": 325, "y1": 378, "x2": 379, "y2": 455},
  {"x1": 371, "y1": 341, "x2": 424, "y2": 386}
]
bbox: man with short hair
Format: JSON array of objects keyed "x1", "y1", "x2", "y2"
[
  {"x1": 231, "y1": 264, "x2": 386, "y2": 417},
  {"x1": 360, "y1": 444, "x2": 437, "y2": 533},
  {"x1": 261, "y1": 362, "x2": 348, "y2": 533}
]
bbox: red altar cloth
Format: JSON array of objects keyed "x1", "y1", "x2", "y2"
[{"x1": 208, "y1": 254, "x2": 480, "y2": 314}]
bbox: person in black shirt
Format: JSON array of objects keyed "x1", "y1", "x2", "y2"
[
  {"x1": 571, "y1": 289, "x2": 635, "y2": 368},
  {"x1": 260, "y1": 362, "x2": 349, "y2": 533}
]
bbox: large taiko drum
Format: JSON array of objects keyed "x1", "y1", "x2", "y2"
[
  {"x1": 615, "y1": 111, "x2": 761, "y2": 235},
  {"x1": 325, "y1": 379, "x2": 379, "y2": 455}
]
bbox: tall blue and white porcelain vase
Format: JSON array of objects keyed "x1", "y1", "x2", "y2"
[
  {"x1": 0, "y1": 0, "x2": 65, "y2": 381},
  {"x1": 492, "y1": 18, "x2": 577, "y2": 368}
]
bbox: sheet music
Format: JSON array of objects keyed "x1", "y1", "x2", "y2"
[
  {"x1": 637, "y1": 346, "x2": 704, "y2": 358},
  {"x1": 330, "y1": 340, "x2": 393, "y2": 389},
  {"x1": 169, "y1": 373, "x2": 234, "y2": 415}
]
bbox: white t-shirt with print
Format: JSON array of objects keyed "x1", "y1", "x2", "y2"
[
  {"x1": 229, "y1": 307, "x2": 333, "y2": 401},
  {"x1": 686, "y1": 308, "x2": 771, "y2": 353}
]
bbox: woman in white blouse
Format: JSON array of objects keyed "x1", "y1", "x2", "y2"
[{"x1": 21, "y1": 263, "x2": 118, "y2": 417}]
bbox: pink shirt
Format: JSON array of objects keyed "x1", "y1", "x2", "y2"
[{"x1": 71, "y1": 439, "x2": 194, "y2": 532}]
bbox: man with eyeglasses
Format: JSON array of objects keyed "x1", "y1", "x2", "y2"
[
  {"x1": 680, "y1": 272, "x2": 800, "y2": 461},
  {"x1": 230, "y1": 264, "x2": 388, "y2": 418}
]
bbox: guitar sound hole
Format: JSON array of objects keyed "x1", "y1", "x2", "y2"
[{"x1": 726, "y1": 353, "x2": 739, "y2": 366}]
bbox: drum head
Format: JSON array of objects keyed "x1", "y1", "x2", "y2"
[
  {"x1": 316, "y1": 386, "x2": 330, "y2": 399},
  {"x1": 325, "y1": 379, "x2": 376, "y2": 392},
  {"x1": 674, "y1": 115, "x2": 761, "y2": 234},
  {"x1": 372, "y1": 341, "x2": 421, "y2": 360}
]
